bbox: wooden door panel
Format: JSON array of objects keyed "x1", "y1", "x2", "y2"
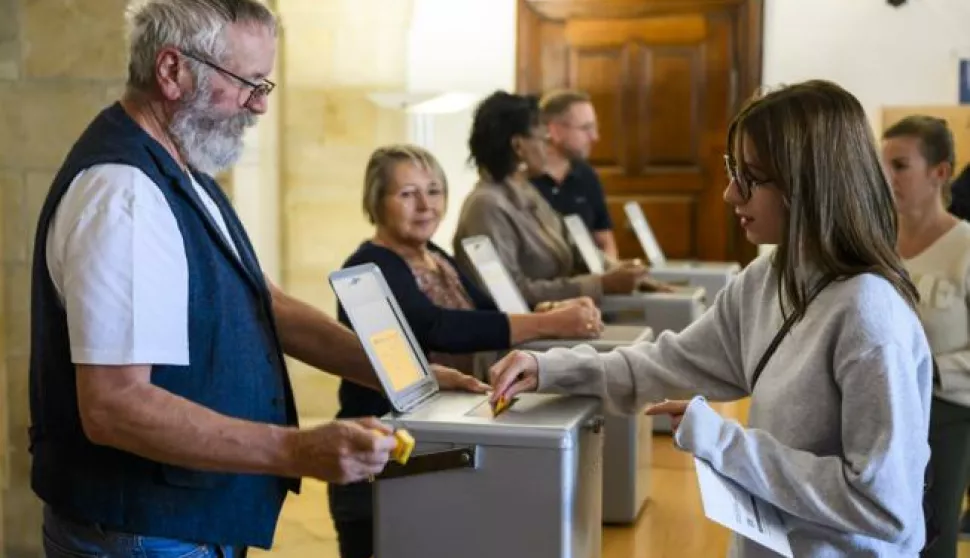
[
  {"x1": 538, "y1": 22, "x2": 569, "y2": 91},
  {"x1": 519, "y1": 0, "x2": 763, "y2": 265},
  {"x1": 600, "y1": 173, "x2": 705, "y2": 194},
  {"x1": 694, "y1": 13, "x2": 734, "y2": 259},
  {"x1": 564, "y1": 15, "x2": 706, "y2": 46},
  {"x1": 571, "y1": 48, "x2": 630, "y2": 170},
  {"x1": 639, "y1": 45, "x2": 703, "y2": 169}
]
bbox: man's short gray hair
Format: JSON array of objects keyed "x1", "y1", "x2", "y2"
[{"x1": 125, "y1": 0, "x2": 278, "y2": 91}]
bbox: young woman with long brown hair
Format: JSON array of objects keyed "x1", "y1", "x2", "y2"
[{"x1": 489, "y1": 80, "x2": 934, "y2": 556}]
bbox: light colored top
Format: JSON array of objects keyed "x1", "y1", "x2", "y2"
[
  {"x1": 534, "y1": 253, "x2": 933, "y2": 557},
  {"x1": 452, "y1": 178, "x2": 602, "y2": 307},
  {"x1": 903, "y1": 220, "x2": 970, "y2": 407},
  {"x1": 46, "y1": 163, "x2": 238, "y2": 366}
]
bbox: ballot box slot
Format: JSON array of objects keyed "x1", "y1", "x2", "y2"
[{"x1": 376, "y1": 445, "x2": 479, "y2": 481}]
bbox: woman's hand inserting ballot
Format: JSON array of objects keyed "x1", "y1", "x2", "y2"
[
  {"x1": 430, "y1": 364, "x2": 489, "y2": 393},
  {"x1": 488, "y1": 351, "x2": 540, "y2": 405}
]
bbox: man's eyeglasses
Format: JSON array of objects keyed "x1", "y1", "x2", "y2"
[
  {"x1": 723, "y1": 154, "x2": 772, "y2": 201},
  {"x1": 180, "y1": 50, "x2": 275, "y2": 108}
]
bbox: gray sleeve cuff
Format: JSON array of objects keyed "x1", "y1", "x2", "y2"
[{"x1": 673, "y1": 396, "x2": 723, "y2": 459}]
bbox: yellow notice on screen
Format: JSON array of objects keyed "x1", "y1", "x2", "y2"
[{"x1": 370, "y1": 328, "x2": 423, "y2": 391}]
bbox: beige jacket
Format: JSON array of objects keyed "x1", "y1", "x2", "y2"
[{"x1": 452, "y1": 177, "x2": 603, "y2": 307}]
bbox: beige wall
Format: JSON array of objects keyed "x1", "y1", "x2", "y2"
[
  {"x1": 277, "y1": 0, "x2": 411, "y2": 421},
  {"x1": 0, "y1": 126, "x2": 6, "y2": 551},
  {"x1": 0, "y1": 0, "x2": 129, "y2": 553}
]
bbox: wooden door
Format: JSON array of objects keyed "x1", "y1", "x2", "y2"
[{"x1": 518, "y1": 0, "x2": 763, "y2": 264}]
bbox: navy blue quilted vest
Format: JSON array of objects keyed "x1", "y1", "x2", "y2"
[{"x1": 28, "y1": 102, "x2": 299, "y2": 548}]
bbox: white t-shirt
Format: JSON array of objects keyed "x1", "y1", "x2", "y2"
[
  {"x1": 903, "y1": 220, "x2": 970, "y2": 407},
  {"x1": 46, "y1": 163, "x2": 239, "y2": 366}
]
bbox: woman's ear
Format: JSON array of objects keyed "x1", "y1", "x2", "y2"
[
  {"x1": 932, "y1": 161, "x2": 953, "y2": 186},
  {"x1": 510, "y1": 135, "x2": 525, "y2": 160}
]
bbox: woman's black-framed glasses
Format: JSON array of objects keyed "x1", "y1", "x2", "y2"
[
  {"x1": 180, "y1": 50, "x2": 275, "y2": 108},
  {"x1": 723, "y1": 154, "x2": 771, "y2": 201}
]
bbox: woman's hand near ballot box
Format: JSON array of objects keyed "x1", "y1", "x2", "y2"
[
  {"x1": 488, "y1": 351, "x2": 541, "y2": 405},
  {"x1": 600, "y1": 259, "x2": 676, "y2": 294},
  {"x1": 600, "y1": 260, "x2": 647, "y2": 294},
  {"x1": 431, "y1": 364, "x2": 490, "y2": 393},
  {"x1": 533, "y1": 296, "x2": 604, "y2": 339},
  {"x1": 489, "y1": 350, "x2": 693, "y2": 436}
]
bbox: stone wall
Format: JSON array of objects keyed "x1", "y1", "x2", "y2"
[
  {"x1": 0, "y1": 1, "x2": 129, "y2": 553},
  {"x1": 276, "y1": 0, "x2": 410, "y2": 421},
  {"x1": 0, "y1": 0, "x2": 277, "y2": 554}
]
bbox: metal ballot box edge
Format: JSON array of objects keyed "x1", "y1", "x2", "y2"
[{"x1": 374, "y1": 392, "x2": 604, "y2": 558}]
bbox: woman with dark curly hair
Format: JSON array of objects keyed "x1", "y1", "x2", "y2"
[{"x1": 452, "y1": 91, "x2": 662, "y2": 309}]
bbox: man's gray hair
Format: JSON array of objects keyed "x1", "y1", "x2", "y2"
[{"x1": 125, "y1": 0, "x2": 278, "y2": 91}]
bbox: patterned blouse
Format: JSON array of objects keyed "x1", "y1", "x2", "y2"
[{"x1": 407, "y1": 250, "x2": 478, "y2": 374}]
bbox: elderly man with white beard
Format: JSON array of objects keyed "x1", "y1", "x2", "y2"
[{"x1": 27, "y1": 1, "x2": 486, "y2": 557}]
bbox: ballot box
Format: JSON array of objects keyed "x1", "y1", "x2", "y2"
[
  {"x1": 558, "y1": 219, "x2": 709, "y2": 334},
  {"x1": 518, "y1": 323, "x2": 650, "y2": 351},
  {"x1": 622, "y1": 202, "x2": 741, "y2": 298},
  {"x1": 517, "y1": 325, "x2": 653, "y2": 524},
  {"x1": 458, "y1": 236, "x2": 659, "y2": 524},
  {"x1": 330, "y1": 264, "x2": 604, "y2": 558},
  {"x1": 460, "y1": 233, "x2": 703, "y2": 336},
  {"x1": 599, "y1": 288, "x2": 705, "y2": 335},
  {"x1": 375, "y1": 392, "x2": 603, "y2": 558},
  {"x1": 559, "y1": 218, "x2": 708, "y2": 434}
]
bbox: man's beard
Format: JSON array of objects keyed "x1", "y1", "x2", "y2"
[{"x1": 168, "y1": 78, "x2": 257, "y2": 176}]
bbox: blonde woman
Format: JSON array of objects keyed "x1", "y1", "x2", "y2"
[{"x1": 328, "y1": 144, "x2": 603, "y2": 558}]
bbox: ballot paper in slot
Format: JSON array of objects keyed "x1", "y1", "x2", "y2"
[{"x1": 694, "y1": 457, "x2": 793, "y2": 558}]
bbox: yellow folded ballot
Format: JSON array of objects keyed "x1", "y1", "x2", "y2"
[
  {"x1": 391, "y1": 429, "x2": 415, "y2": 465},
  {"x1": 491, "y1": 396, "x2": 516, "y2": 417},
  {"x1": 374, "y1": 428, "x2": 415, "y2": 465}
]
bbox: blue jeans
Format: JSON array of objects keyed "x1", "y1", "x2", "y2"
[{"x1": 43, "y1": 506, "x2": 247, "y2": 558}]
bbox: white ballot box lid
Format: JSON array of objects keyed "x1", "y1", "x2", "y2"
[
  {"x1": 563, "y1": 214, "x2": 606, "y2": 274},
  {"x1": 460, "y1": 235, "x2": 531, "y2": 314}
]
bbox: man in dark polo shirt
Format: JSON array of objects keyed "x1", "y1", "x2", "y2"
[{"x1": 532, "y1": 90, "x2": 618, "y2": 260}]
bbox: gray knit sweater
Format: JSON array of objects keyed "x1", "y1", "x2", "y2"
[{"x1": 534, "y1": 253, "x2": 933, "y2": 557}]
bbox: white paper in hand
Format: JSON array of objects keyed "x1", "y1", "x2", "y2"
[{"x1": 694, "y1": 457, "x2": 793, "y2": 557}]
